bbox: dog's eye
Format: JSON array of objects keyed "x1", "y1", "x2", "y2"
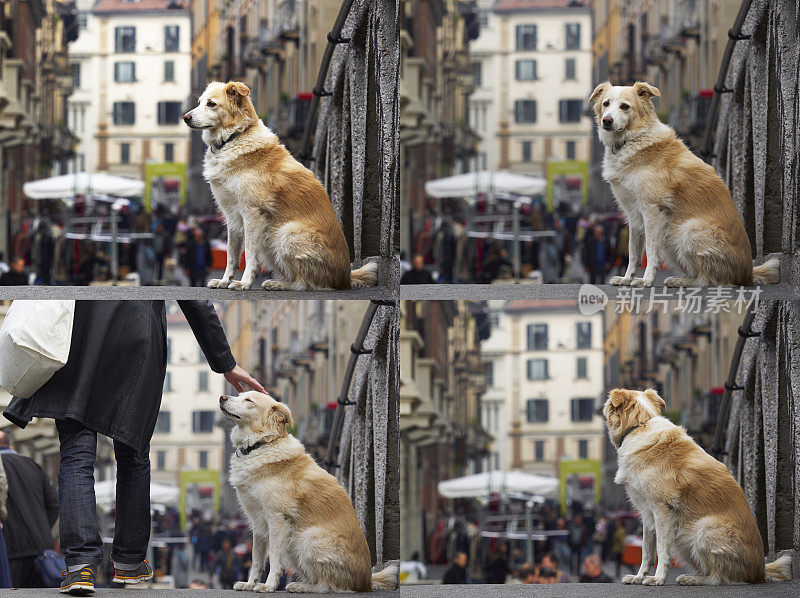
[
  {"x1": 207, "y1": 100, "x2": 216, "y2": 108},
  {"x1": 620, "y1": 103, "x2": 630, "y2": 110},
  {"x1": 244, "y1": 398, "x2": 254, "y2": 404},
  {"x1": 602, "y1": 100, "x2": 610, "y2": 107}
]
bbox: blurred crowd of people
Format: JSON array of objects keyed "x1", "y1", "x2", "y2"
[
  {"x1": 404, "y1": 205, "x2": 631, "y2": 285},
  {"x1": 0, "y1": 203, "x2": 224, "y2": 287}
]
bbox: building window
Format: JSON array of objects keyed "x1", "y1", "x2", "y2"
[
  {"x1": 78, "y1": 13, "x2": 88, "y2": 30},
  {"x1": 71, "y1": 63, "x2": 81, "y2": 89},
  {"x1": 157, "y1": 102, "x2": 183, "y2": 125},
  {"x1": 565, "y1": 23, "x2": 581, "y2": 50},
  {"x1": 566, "y1": 140, "x2": 576, "y2": 160},
  {"x1": 113, "y1": 102, "x2": 135, "y2": 125},
  {"x1": 526, "y1": 359, "x2": 548, "y2": 380},
  {"x1": 576, "y1": 356, "x2": 587, "y2": 379},
  {"x1": 199, "y1": 450, "x2": 208, "y2": 469},
  {"x1": 114, "y1": 61, "x2": 136, "y2": 82},
  {"x1": 164, "y1": 142, "x2": 174, "y2": 162},
  {"x1": 120, "y1": 143, "x2": 130, "y2": 164},
  {"x1": 192, "y1": 411, "x2": 215, "y2": 433},
  {"x1": 559, "y1": 99, "x2": 583, "y2": 123},
  {"x1": 164, "y1": 25, "x2": 180, "y2": 52},
  {"x1": 577, "y1": 322, "x2": 592, "y2": 349},
  {"x1": 166, "y1": 338, "x2": 171, "y2": 363},
  {"x1": 526, "y1": 399, "x2": 549, "y2": 423},
  {"x1": 522, "y1": 141, "x2": 532, "y2": 162},
  {"x1": 485, "y1": 362, "x2": 493, "y2": 387},
  {"x1": 472, "y1": 62, "x2": 482, "y2": 87},
  {"x1": 478, "y1": 11, "x2": 489, "y2": 28},
  {"x1": 164, "y1": 60, "x2": 175, "y2": 82},
  {"x1": 571, "y1": 398, "x2": 595, "y2": 422},
  {"x1": 565, "y1": 57, "x2": 576, "y2": 80},
  {"x1": 527, "y1": 323, "x2": 548, "y2": 350},
  {"x1": 198, "y1": 371, "x2": 208, "y2": 392},
  {"x1": 155, "y1": 411, "x2": 171, "y2": 434},
  {"x1": 515, "y1": 59, "x2": 537, "y2": 81},
  {"x1": 534, "y1": 440, "x2": 545, "y2": 462},
  {"x1": 578, "y1": 439, "x2": 588, "y2": 459},
  {"x1": 115, "y1": 26, "x2": 136, "y2": 53},
  {"x1": 516, "y1": 24, "x2": 537, "y2": 51},
  {"x1": 514, "y1": 100, "x2": 537, "y2": 124},
  {"x1": 156, "y1": 451, "x2": 166, "y2": 471}
]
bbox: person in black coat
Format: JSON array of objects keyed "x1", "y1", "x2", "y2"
[
  {"x1": 581, "y1": 225, "x2": 613, "y2": 285},
  {"x1": 442, "y1": 551, "x2": 468, "y2": 584},
  {"x1": 180, "y1": 227, "x2": 213, "y2": 287},
  {"x1": 3, "y1": 301, "x2": 264, "y2": 589},
  {"x1": 0, "y1": 257, "x2": 29, "y2": 286},
  {"x1": 0, "y1": 431, "x2": 59, "y2": 587}
]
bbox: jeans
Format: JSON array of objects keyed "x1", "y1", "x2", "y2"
[{"x1": 56, "y1": 419, "x2": 151, "y2": 567}]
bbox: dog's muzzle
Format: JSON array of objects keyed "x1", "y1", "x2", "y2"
[{"x1": 219, "y1": 396, "x2": 241, "y2": 419}]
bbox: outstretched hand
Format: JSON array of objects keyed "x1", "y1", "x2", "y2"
[{"x1": 224, "y1": 365, "x2": 266, "y2": 394}]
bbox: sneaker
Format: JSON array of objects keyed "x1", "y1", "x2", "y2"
[
  {"x1": 112, "y1": 558, "x2": 153, "y2": 584},
  {"x1": 59, "y1": 566, "x2": 96, "y2": 595}
]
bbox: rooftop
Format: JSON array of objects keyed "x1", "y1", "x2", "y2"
[
  {"x1": 93, "y1": 0, "x2": 188, "y2": 14},
  {"x1": 494, "y1": 0, "x2": 590, "y2": 13}
]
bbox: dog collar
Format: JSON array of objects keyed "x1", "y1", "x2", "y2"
[
  {"x1": 211, "y1": 130, "x2": 242, "y2": 153},
  {"x1": 236, "y1": 438, "x2": 269, "y2": 457},
  {"x1": 611, "y1": 139, "x2": 628, "y2": 154},
  {"x1": 616, "y1": 423, "x2": 642, "y2": 448}
]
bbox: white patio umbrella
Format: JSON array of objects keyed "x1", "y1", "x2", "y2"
[
  {"x1": 437, "y1": 470, "x2": 559, "y2": 499},
  {"x1": 23, "y1": 172, "x2": 144, "y2": 200},
  {"x1": 94, "y1": 479, "x2": 180, "y2": 507},
  {"x1": 424, "y1": 170, "x2": 546, "y2": 200}
]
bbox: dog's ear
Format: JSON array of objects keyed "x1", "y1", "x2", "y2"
[
  {"x1": 609, "y1": 388, "x2": 627, "y2": 409},
  {"x1": 225, "y1": 81, "x2": 250, "y2": 101},
  {"x1": 269, "y1": 401, "x2": 294, "y2": 431},
  {"x1": 589, "y1": 82, "x2": 611, "y2": 104},
  {"x1": 643, "y1": 389, "x2": 666, "y2": 413},
  {"x1": 633, "y1": 81, "x2": 660, "y2": 99}
]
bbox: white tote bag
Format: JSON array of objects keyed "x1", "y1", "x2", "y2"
[{"x1": 0, "y1": 300, "x2": 75, "y2": 398}]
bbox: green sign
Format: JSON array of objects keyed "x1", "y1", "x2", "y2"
[
  {"x1": 546, "y1": 160, "x2": 589, "y2": 210},
  {"x1": 179, "y1": 469, "x2": 221, "y2": 531},
  {"x1": 558, "y1": 459, "x2": 602, "y2": 514},
  {"x1": 144, "y1": 162, "x2": 187, "y2": 212}
]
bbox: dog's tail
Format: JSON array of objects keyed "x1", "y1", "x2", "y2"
[
  {"x1": 371, "y1": 564, "x2": 399, "y2": 590},
  {"x1": 351, "y1": 262, "x2": 378, "y2": 288},
  {"x1": 765, "y1": 554, "x2": 792, "y2": 581},
  {"x1": 752, "y1": 258, "x2": 780, "y2": 285}
]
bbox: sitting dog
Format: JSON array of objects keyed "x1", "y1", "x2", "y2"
[
  {"x1": 219, "y1": 391, "x2": 397, "y2": 592},
  {"x1": 590, "y1": 81, "x2": 779, "y2": 287},
  {"x1": 603, "y1": 387, "x2": 792, "y2": 585},
  {"x1": 183, "y1": 81, "x2": 378, "y2": 291}
]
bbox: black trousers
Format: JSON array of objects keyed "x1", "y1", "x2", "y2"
[{"x1": 9, "y1": 556, "x2": 43, "y2": 588}]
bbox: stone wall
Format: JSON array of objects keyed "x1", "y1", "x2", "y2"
[
  {"x1": 713, "y1": 0, "x2": 799, "y2": 288},
  {"x1": 312, "y1": 0, "x2": 400, "y2": 290},
  {"x1": 337, "y1": 302, "x2": 400, "y2": 569}
]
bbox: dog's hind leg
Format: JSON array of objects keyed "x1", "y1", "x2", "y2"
[
  {"x1": 623, "y1": 511, "x2": 656, "y2": 584},
  {"x1": 676, "y1": 574, "x2": 722, "y2": 585}
]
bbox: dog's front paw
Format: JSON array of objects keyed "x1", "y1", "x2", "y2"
[
  {"x1": 609, "y1": 275, "x2": 633, "y2": 286},
  {"x1": 253, "y1": 583, "x2": 276, "y2": 593},
  {"x1": 642, "y1": 575, "x2": 665, "y2": 586},
  {"x1": 621, "y1": 574, "x2": 644, "y2": 584},
  {"x1": 228, "y1": 280, "x2": 252, "y2": 291},
  {"x1": 208, "y1": 278, "x2": 231, "y2": 289},
  {"x1": 630, "y1": 277, "x2": 654, "y2": 288},
  {"x1": 233, "y1": 581, "x2": 255, "y2": 591}
]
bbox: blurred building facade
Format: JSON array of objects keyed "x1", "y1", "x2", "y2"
[
  {"x1": 399, "y1": 0, "x2": 480, "y2": 258},
  {"x1": 470, "y1": 0, "x2": 592, "y2": 176},
  {"x1": 399, "y1": 299, "x2": 490, "y2": 561},
  {"x1": 0, "y1": 0, "x2": 78, "y2": 261},
  {"x1": 481, "y1": 300, "x2": 604, "y2": 476},
  {"x1": 67, "y1": 0, "x2": 191, "y2": 178}
]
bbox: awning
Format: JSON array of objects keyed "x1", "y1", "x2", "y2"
[
  {"x1": 23, "y1": 172, "x2": 144, "y2": 199},
  {"x1": 424, "y1": 170, "x2": 547, "y2": 199},
  {"x1": 94, "y1": 479, "x2": 179, "y2": 507},
  {"x1": 437, "y1": 469, "x2": 559, "y2": 499}
]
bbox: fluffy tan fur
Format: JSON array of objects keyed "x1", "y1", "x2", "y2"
[
  {"x1": 603, "y1": 388, "x2": 792, "y2": 585},
  {"x1": 184, "y1": 81, "x2": 378, "y2": 291},
  {"x1": 220, "y1": 392, "x2": 397, "y2": 592},
  {"x1": 591, "y1": 82, "x2": 779, "y2": 287}
]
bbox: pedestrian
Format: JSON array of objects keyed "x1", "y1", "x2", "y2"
[
  {"x1": 401, "y1": 254, "x2": 435, "y2": 284},
  {"x1": 3, "y1": 301, "x2": 265, "y2": 595},
  {"x1": 540, "y1": 552, "x2": 569, "y2": 583},
  {"x1": 0, "y1": 431, "x2": 59, "y2": 588},
  {"x1": 32, "y1": 220, "x2": 54, "y2": 285},
  {"x1": 442, "y1": 551, "x2": 468, "y2": 584},
  {"x1": 0, "y1": 252, "x2": 8, "y2": 274},
  {"x1": 581, "y1": 224, "x2": 612, "y2": 284},
  {"x1": 611, "y1": 518, "x2": 627, "y2": 579},
  {"x1": 170, "y1": 543, "x2": 190, "y2": 588},
  {"x1": 215, "y1": 537, "x2": 241, "y2": 589},
  {"x1": 580, "y1": 554, "x2": 614, "y2": 583},
  {"x1": 484, "y1": 543, "x2": 510, "y2": 584},
  {"x1": 0, "y1": 257, "x2": 28, "y2": 286},
  {"x1": 136, "y1": 238, "x2": 159, "y2": 286},
  {"x1": 180, "y1": 227, "x2": 213, "y2": 287}
]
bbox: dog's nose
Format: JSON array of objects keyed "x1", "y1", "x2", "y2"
[
  {"x1": 183, "y1": 113, "x2": 192, "y2": 123},
  {"x1": 602, "y1": 116, "x2": 613, "y2": 128},
  {"x1": 219, "y1": 395, "x2": 228, "y2": 403}
]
